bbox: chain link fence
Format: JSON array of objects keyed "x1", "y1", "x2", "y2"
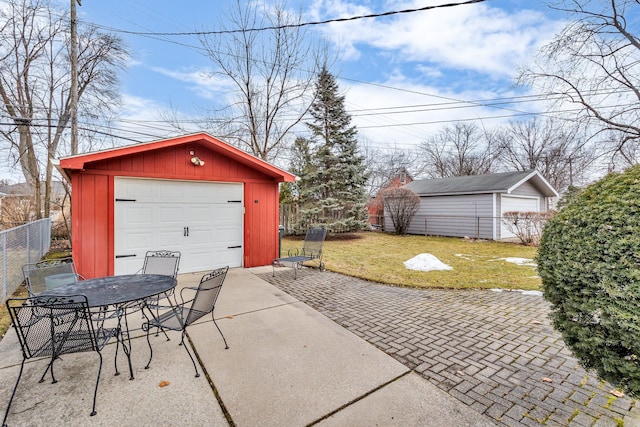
[{"x1": 1, "y1": 219, "x2": 51, "y2": 300}]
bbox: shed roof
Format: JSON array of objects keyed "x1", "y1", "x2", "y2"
[
  {"x1": 56, "y1": 132, "x2": 295, "y2": 182},
  {"x1": 404, "y1": 170, "x2": 558, "y2": 197}
]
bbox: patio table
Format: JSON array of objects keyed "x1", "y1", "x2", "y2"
[{"x1": 39, "y1": 274, "x2": 177, "y2": 379}]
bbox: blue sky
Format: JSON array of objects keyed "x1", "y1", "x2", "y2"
[
  {"x1": 0, "y1": 0, "x2": 567, "y2": 184},
  {"x1": 70, "y1": 0, "x2": 568, "y2": 157}
]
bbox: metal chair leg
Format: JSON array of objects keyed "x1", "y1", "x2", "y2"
[
  {"x1": 90, "y1": 352, "x2": 103, "y2": 416},
  {"x1": 212, "y1": 313, "x2": 229, "y2": 349},
  {"x1": 2, "y1": 359, "x2": 26, "y2": 427},
  {"x1": 180, "y1": 331, "x2": 200, "y2": 378},
  {"x1": 144, "y1": 317, "x2": 154, "y2": 370}
]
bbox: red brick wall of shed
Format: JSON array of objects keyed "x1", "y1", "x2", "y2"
[
  {"x1": 368, "y1": 174, "x2": 414, "y2": 223},
  {"x1": 70, "y1": 143, "x2": 280, "y2": 278}
]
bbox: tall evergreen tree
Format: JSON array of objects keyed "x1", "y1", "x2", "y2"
[{"x1": 297, "y1": 66, "x2": 369, "y2": 232}]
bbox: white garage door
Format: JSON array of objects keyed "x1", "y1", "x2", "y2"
[
  {"x1": 500, "y1": 195, "x2": 539, "y2": 239},
  {"x1": 114, "y1": 178, "x2": 243, "y2": 274}
]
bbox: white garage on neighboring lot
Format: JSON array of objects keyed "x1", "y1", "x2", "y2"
[{"x1": 392, "y1": 170, "x2": 558, "y2": 240}]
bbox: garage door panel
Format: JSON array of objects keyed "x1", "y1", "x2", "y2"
[
  {"x1": 500, "y1": 196, "x2": 539, "y2": 239},
  {"x1": 215, "y1": 229, "x2": 242, "y2": 244},
  {"x1": 187, "y1": 206, "x2": 216, "y2": 224},
  {"x1": 121, "y1": 232, "x2": 155, "y2": 250},
  {"x1": 195, "y1": 184, "x2": 243, "y2": 204},
  {"x1": 120, "y1": 206, "x2": 154, "y2": 225},
  {"x1": 157, "y1": 206, "x2": 186, "y2": 225},
  {"x1": 211, "y1": 248, "x2": 243, "y2": 268},
  {"x1": 157, "y1": 229, "x2": 185, "y2": 242},
  {"x1": 502, "y1": 197, "x2": 538, "y2": 213},
  {"x1": 186, "y1": 227, "x2": 214, "y2": 245},
  {"x1": 115, "y1": 178, "x2": 243, "y2": 274},
  {"x1": 116, "y1": 257, "x2": 143, "y2": 275}
]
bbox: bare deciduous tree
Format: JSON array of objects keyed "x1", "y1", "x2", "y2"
[
  {"x1": 419, "y1": 122, "x2": 500, "y2": 178},
  {"x1": 502, "y1": 211, "x2": 554, "y2": 246},
  {"x1": 363, "y1": 145, "x2": 421, "y2": 196},
  {"x1": 0, "y1": 0, "x2": 127, "y2": 218},
  {"x1": 496, "y1": 118, "x2": 596, "y2": 191},
  {"x1": 199, "y1": 0, "x2": 320, "y2": 161},
  {"x1": 381, "y1": 187, "x2": 420, "y2": 235},
  {"x1": 1, "y1": 195, "x2": 36, "y2": 229},
  {"x1": 519, "y1": 0, "x2": 640, "y2": 162}
]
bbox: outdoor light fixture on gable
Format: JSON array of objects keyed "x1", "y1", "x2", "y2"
[{"x1": 190, "y1": 156, "x2": 205, "y2": 167}]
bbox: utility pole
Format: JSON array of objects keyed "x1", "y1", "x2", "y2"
[{"x1": 70, "y1": 0, "x2": 80, "y2": 154}]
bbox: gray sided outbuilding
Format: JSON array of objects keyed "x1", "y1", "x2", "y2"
[{"x1": 388, "y1": 170, "x2": 558, "y2": 240}]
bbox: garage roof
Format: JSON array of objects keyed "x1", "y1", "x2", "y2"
[
  {"x1": 56, "y1": 132, "x2": 295, "y2": 182},
  {"x1": 404, "y1": 170, "x2": 559, "y2": 197}
]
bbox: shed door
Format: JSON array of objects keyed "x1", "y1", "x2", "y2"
[
  {"x1": 500, "y1": 195, "x2": 539, "y2": 239},
  {"x1": 114, "y1": 178, "x2": 243, "y2": 274}
]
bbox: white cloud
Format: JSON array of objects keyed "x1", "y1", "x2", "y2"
[
  {"x1": 311, "y1": 1, "x2": 564, "y2": 77},
  {"x1": 149, "y1": 66, "x2": 236, "y2": 102},
  {"x1": 113, "y1": 94, "x2": 200, "y2": 141},
  {"x1": 341, "y1": 75, "x2": 536, "y2": 150}
]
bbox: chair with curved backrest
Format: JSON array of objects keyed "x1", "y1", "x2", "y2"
[
  {"x1": 272, "y1": 226, "x2": 327, "y2": 279},
  {"x1": 141, "y1": 250, "x2": 181, "y2": 277},
  {"x1": 140, "y1": 251, "x2": 180, "y2": 304},
  {"x1": 143, "y1": 266, "x2": 229, "y2": 377},
  {"x1": 2, "y1": 295, "x2": 118, "y2": 426},
  {"x1": 138, "y1": 251, "x2": 181, "y2": 339},
  {"x1": 20, "y1": 258, "x2": 99, "y2": 384},
  {"x1": 22, "y1": 257, "x2": 83, "y2": 296}
]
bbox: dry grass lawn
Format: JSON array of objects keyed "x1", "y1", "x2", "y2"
[
  {"x1": 0, "y1": 286, "x2": 27, "y2": 340},
  {"x1": 281, "y1": 232, "x2": 540, "y2": 291}
]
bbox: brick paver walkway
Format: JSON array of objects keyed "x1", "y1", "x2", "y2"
[{"x1": 261, "y1": 269, "x2": 640, "y2": 426}]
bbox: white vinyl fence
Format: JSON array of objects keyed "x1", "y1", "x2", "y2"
[{"x1": 1, "y1": 219, "x2": 51, "y2": 300}]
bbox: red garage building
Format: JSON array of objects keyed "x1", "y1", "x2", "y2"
[{"x1": 57, "y1": 133, "x2": 295, "y2": 278}]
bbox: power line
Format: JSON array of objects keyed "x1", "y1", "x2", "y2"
[
  {"x1": 0, "y1": 121, "x2": 150, "y2": 143},
  {"x1": 73, "y1": 1, "x2": 637, "y2": 124},
  {"x1": 91, "y1": 0, "x2": 486, "y2": 36}
]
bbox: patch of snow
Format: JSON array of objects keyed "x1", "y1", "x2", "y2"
[
  {"x1": 494, "y1": 257, "x2": 537, "y2": 266},
  {"x1": 404, "y1": 253, "x2": 452, "y2": 272},
  {"x1": 521, "y1": 290, "x2": 543, "y2": 296},
  {"x1": 491, "y1": 288, "x2": 543, "y2": 297}
]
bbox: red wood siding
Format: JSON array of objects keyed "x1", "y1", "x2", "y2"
[
  {"x1": 70, "y1": 142, "x2": 281, "y2": 277},
  {"x1": 244, "y1": 182, "x2": 279, "y2": 267},
  {"x1": 71, "y1": 172, "x2": 112, "y2": 278}
]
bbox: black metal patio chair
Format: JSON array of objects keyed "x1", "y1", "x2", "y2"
[
  {"x1": 140, "y1": 250, "x2": 181, "y2": 278},
  {"x1": 2, "y1": 295, "x2": 118, "y2": 426},
  {"x1": 143, "y1": 266, "x2": 229, "y2": 378},
  {"x1": 272, "y1": 226, "x2": 327, "y2": 279},
  {"x1": 139, "y1": 251, "x2": 180, "y2": 305},
  {"x1": 23, "y1": 258, "x2": 120, "y2": 327},
  {"x1": 137, "y1": 250, "x2": 181, "y2": 339},
  {"x1": 22, "y1": 257, "x2": 83, "y2": 296}
]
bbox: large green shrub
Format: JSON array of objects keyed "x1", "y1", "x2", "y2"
[{"x1": 538, "y1": 165, "x2": 640, "y2": 396}]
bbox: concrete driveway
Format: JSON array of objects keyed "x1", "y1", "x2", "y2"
[
  {"x1": 263, "y1": 269, "x2": 640, "y2": 427},
  {"x1": 0, "y1": 268, "x2": 494, "y2": 427}
]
